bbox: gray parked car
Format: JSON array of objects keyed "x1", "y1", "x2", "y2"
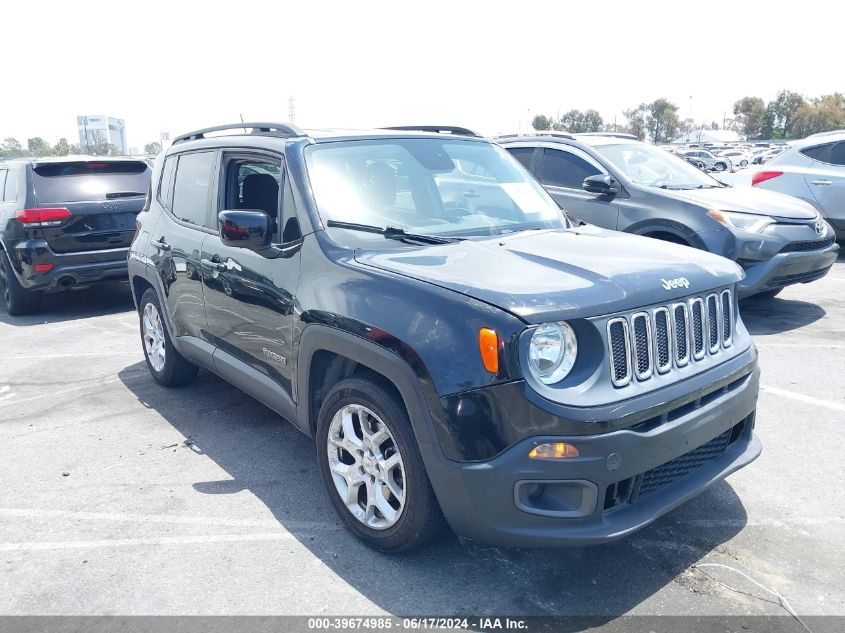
[
  {"x1": 752, "y1": 131, "x2": 845, "y2": 240},
  {"x1": 498, "y1": 133, "x2": 839, "y2": 300},
  {"x1": 680, "y1": 149, "x2": 731, "y2": 172}
]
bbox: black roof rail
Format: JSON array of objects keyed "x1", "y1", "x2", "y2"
[
  {"x1": 172, "y1": 122, "x2": 305, "y2": 145},
  {"x1": 383, "y1": 125, "x2": 482, "y2": 138}
]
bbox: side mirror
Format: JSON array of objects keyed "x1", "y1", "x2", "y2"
[
  {"x1": 583, "y1": 174, "x2": 618, "y2": 197},
  {"x1": 219, "y1": 210, "x2": 272, "y2": 252}
]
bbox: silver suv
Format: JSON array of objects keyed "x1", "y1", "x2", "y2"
[{"x1": 752, "y1": 130, "x2": 845, "y2": 240}]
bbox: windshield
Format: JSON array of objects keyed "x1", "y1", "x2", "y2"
[
  {"x1": 594, "y1": 144, "x2": 722, "y2": 189},
  {"x1": 305, "y1": 139, "x2": 566, "y2": 237}
]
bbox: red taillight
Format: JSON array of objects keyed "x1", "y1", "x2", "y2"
[
  {"x1": 34, "y1": 263, "x2": 53, "y2": 273},
  {"x1": 16, "y1": 208, "x2": 72, "y2": 226},
  {"x1": 751, "y1": 171, "x2": 783, "y2": 186}
]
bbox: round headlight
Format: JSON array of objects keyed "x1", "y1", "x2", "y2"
[{"x1": 528, "y1": 322, "x2": 578, "y2": 385}]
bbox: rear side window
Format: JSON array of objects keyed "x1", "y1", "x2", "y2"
[
  {"x1": 0, "y1": 170, "x2": 6, "y2": 201},
  {"x1": 158, "y1": 156, "x2": 177, "y2": 208},
  {"x1": 801, "y1": 143, "x2": 832, "y2": 162},
  {"x1": 829, "y1": 143, "x2": 845, "y2": 165},
  {"x1": 506, "y1": 147, "x2": 536, "y2": 171},
  {"x1": 540, "y1": 148, "x2": 601, "y2": 189},
  {"x1": 32, "y1": 161, "x2": 150, "y2": 203},
  {"x1": 171, "y1": 151, "x2": 216, "y2": 229}
]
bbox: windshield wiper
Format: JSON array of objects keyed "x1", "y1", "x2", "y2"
[
  {"x1": 326, "y1": 220, "x2": 462, "y2": 244},
  {"x1": 106, "y1": 191, "x2": 147, "y2": 199}
]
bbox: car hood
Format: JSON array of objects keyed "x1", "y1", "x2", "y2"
[
  {"x1": 661, "y1": 185, "x2": 817, "y2": 219},
  {"x1": 353, "y1": 226, "x2": 743, "y2": 324}
]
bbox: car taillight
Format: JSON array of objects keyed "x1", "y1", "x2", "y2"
[
  {"x1": 16, "y1": 208, "x2": 72, "y2": 227},
  {"x1": 133, "y1": 220, "x2": 141, "y2": 242},
  {"x1": 751, "y1": 171, "x2": 783, "y2": 186}
]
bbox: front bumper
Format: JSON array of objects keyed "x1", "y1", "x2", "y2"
[
  {"x1": 11, "y1": 239, "x2": 129, "y2": 292},
  {"x1": 422, "y1": 365, "x2": 760, "y2": 547},
  {"x1": 737, "y1": 241, "x2": 838, "y2": 298}
]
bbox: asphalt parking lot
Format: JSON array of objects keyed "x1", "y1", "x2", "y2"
[{"x1": 0, "y1": 254, "x2": 843, "y2": 620}]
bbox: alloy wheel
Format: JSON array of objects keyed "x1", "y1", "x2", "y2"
[
  {"x1": 142, "y1": 303, "x2": 166, "y2": 372},
  {"x1": 326, "y1": 404, "x2": 406, "y2": 529}
]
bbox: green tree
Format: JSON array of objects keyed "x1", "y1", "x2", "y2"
[
  {"x1": 53, "y1": 138, "x2": 71, "y2": 156},
  {"x1": 0, "y1": 137, "x2": 24, "y2": 158},
  {"x1": 144, "y1": 142, "x2": 162, "y2": 155},
  {"x1": 623, "y1": 104, "x2": 648, "y2": 140},
  {"x1": 531, "y1": 114, "x2": 552, "y2": 131},
  {"x1": 678, "y1": 118, "x2": 696, "y2": 137},
  {"x1": 581, "y1": 109, "x2": 603, "y2": 133},
  {"x1": 646, "y1": 98, "x2": 680, "y2": 144},
  {"x1": 761, "y1": 90, "x2": 806, "y2": 139},
  {"x1": 27, "y1": 137, "x2": 54, "y2": 157},
  {"x1": 791, "y1": 93, "x2": 845, "y2": 138},
  {"x1": 732, "y1": 96, "x2": 766, "y2": 139}
]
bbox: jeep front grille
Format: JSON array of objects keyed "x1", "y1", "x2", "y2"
[
  {"x1": 607, "y1": 318, "x2": 632, "y2": 386},
  {"x1": 607, "y1": 289, "x2": 733, "y2": 387},
  {"x1": 653, "y1": 308, "x2": 671, "y2": 373}
]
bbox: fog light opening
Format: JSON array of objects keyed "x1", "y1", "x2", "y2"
[{"x1": 524, "y1": 483, "x2": 545, "y2": 502}]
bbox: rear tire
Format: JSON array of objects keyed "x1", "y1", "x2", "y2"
[
  {"x1": 0, "y1": 251, "x2": 41, "y2": 316},
  {"x1": 316, "y1": 376, "x2": 446, "y2": 553},
  {"x1": 139, "y1": 289, "x2": 198, "y2": 386},
  {"x1": 714, "y1": 162, "x2": 728, "y2": 172}
]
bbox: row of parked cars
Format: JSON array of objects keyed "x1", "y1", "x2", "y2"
[
  {"x1": 670, "y1": 144, "x2": 789, "y2": 172},
  {"x1": 0, "y1": 123, "x2": 839, "y2": 552}
]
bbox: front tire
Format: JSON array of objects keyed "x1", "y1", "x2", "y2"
[
  {"x1": 316, "y1": 376, "x2": 446, "y2": 553},
  {"x1": 139, "y1": 289, "x2": 198, "y2": 386},
  {"x1": 0, "y1": 251, "x2": 41, "y2": 316}
]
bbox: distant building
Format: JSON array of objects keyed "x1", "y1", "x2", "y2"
[
  {"x1": 77, "y1": 115, "x2": 127, "y2": 154},
  {"x1": 671, "y1": 129, "x2": 741, "y2": 144}
]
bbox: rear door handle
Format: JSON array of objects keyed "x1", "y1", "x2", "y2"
[
  {"x1": 811, "y1": 180, "x2": 832, "y2": 185},
  {"x1": 201, "y1": 258, "x2": 226, "y2": 272},
  {"x1": 151, "y1": 238, "x2": 171, "y2": 251}
]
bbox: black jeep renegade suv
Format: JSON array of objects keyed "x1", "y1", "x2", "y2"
[
  {"x1": 128, "y1": 123, "x2": 761, "y2": 552},
  {"x1": 0, "y1": 157, "x2": 151, "y2": 315}
]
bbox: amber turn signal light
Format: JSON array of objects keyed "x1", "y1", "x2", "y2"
[
  {"x1": 478, "y1": 328, "x2": 499, "y2": 374},
  {"x1": 528, "y1": 442, "x2": 580, "y2": 459}
]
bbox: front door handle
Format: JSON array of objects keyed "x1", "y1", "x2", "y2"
[
  {"x1": 151, "y1": 238, "x2": 171, "y2": 251},
  {"x1": 811, "y1": 180, "x2": 832, "y2": 185},
  {"x1": 201, "y1": 258, "x2": 226, "y2": 272}
]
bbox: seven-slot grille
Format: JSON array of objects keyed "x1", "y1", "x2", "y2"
[{"x1": 607, "y1": 289, "x2": 733, "y2": 387}]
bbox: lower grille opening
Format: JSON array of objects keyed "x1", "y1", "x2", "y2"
[
  {"x1": 603, "y1": 415, "x2": 752, "y2": 511},
  {"x1": 766, "y1": 267, "x2": 832, "y2": 289}
]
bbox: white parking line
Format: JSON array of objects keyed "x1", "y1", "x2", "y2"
[
  {"x1": 0, "y1": 532, "x2": 300, "y2": 552},
  {"x1": 0, "y1": 351, "x2": 138, "y2": 361},
  {"x1": 761, "y1": 384, "x2": 845, "y2": 413},
  {"x1": 0, "y1": 373, "x2": 148, "y2": 409},
  {"x1": 0, "y1": 508, "x2": 286, "y2": 529}
]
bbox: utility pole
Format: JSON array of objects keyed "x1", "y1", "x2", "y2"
[{"x1": 288, "y1": 96, "x2": 296, "y2": 122}]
